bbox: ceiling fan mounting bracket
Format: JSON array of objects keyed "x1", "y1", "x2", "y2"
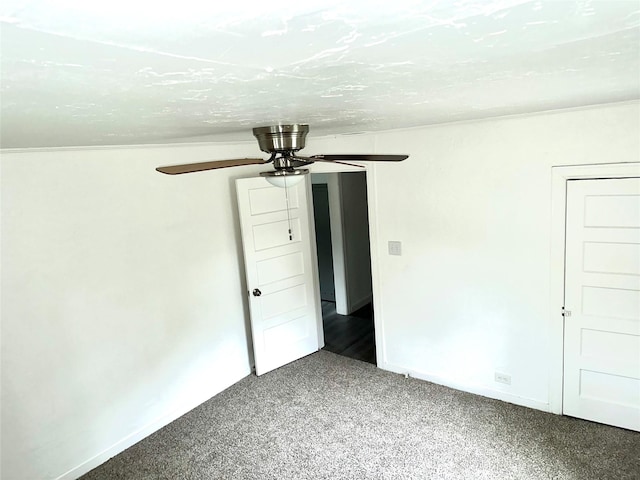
[{"x1": 271, "y1": 153, "x2": 310, "y2": 171}]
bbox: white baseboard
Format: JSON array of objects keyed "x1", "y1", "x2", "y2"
[
  {"x1": 344, "y1": 294, "x2": 372, "y2": 315},
  {"x1": 55, "y1": 367, "x2": 251, "y2": 480},
  {"x1": 380, "y1": 362, "x2": 550, "y2": 413}
]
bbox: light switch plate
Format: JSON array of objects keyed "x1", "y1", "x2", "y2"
[{"x1": 388, "y1": 241, "x2": 402, "y2": 256}]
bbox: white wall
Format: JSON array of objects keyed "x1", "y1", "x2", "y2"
[
  {"x1": 1, "y1": 142, "x2": 264, "y2": 479},
  {"x1": 367, "y1": 101, "x2": 640, "y2": 409},
  {"x1": 2, "y1": 101, "x2": 639, "y2": 480}
]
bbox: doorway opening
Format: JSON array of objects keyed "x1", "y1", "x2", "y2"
[{"x1": 311, "y1": 172, "x2": 376, "y2": 365}]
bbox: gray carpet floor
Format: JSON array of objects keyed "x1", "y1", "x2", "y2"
[{"x1": 82, "y1": 351, "x2": 640, "y2": 480}]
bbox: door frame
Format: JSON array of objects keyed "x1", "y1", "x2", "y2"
[
  {"x1": 549, "y1": 162, "x2": 640, "y2": 414},
  {"x1": 303, "y1": 162, "x2": 386, "y2": 364}
]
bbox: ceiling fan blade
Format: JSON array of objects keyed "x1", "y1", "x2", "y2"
[
  {"x1": 303, "y1": 156, "x2": 365, "y2": 168},
  {"x1": 311, "y1": 154, "x2": 408, "y2": 162},
  {"x1": 156, "y1": 158, "x2": 266, "y2": 175},
  {"x1": 291, "y1": 154, "x2": 364, "y2": 169}
]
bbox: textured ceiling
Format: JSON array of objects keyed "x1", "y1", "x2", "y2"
[{"x1": 1, "y1": 0, "x2": 639, "y2": 149}]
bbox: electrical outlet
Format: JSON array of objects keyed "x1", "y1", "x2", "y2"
[
  {"x1": 494, "y1": 372, "x2": 511, "y2": 385},
  {"x1": 388, "y1": 241, "x2": 402, "y2": 256}
]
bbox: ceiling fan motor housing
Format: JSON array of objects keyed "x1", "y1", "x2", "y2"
[{"x1": 252, "y1": 124, "x2": 309, "y2": 154}]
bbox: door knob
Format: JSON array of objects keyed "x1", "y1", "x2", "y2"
[{"x1": 252, "y1": 288, "x2": 262, "y2": 297}]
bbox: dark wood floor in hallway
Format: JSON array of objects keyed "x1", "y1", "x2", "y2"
[{"x1": 321, "y1": 301, "x2": 376, "y2": 365}]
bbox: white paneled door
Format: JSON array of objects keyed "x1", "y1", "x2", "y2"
[
  {"x1": 563, "y1": 177, "x2": 640, "y2": 431},
  {"x1": 236, "y1": 176, "x2": 323, "y2": 376}
]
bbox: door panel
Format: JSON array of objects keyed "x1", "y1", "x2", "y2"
[
  {"x1": 583, "y1": 242, "x2": 639, "y2": 275},
  {"x1": 584, "y1": 194, "x2": 639, "y2": 227},
  {"x1": 256, "y1": 252, "x2": 305, "y2": 285},
  {"x1": 248, "y1": 184, "x2": 299, "y2": 214},
  {"x1": 252, "y1": 218, "x2": 301, "y2": 251},
  {"x1": 563, "y1": 177, "x2": 640, "y2": 431},
  {"x1": 236, "y1": 176, "x2": 323, "y2": 376}
]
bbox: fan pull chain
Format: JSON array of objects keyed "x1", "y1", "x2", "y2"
[{"x1": 284, "y1": 178, "x2": 293, "y2": 241}]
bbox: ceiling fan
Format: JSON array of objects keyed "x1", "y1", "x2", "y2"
[{"x1": 156, "y1": 124, "x2": 408, "y2": 185}]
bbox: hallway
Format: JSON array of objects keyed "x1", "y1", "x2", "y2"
[{"x1": 321, "y1": 301, "x2": 376, "y2": 365}]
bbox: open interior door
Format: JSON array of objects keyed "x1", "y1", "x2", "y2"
[{"x1": 236, "y1": 176, "x2": 324, "y2": 376}]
